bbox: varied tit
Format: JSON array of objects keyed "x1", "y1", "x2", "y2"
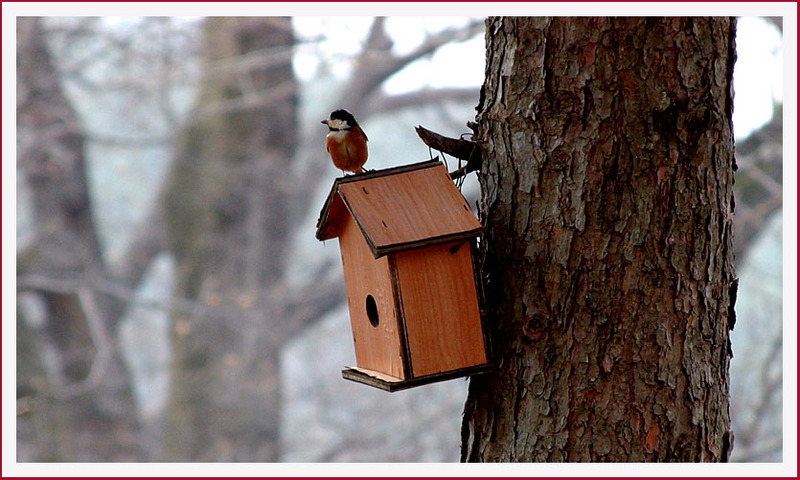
[{"x1": 322, "y1": 109, "x2": 369, "y2": 174}]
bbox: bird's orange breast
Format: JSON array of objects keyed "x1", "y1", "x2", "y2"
[{"x1": 327, "y1": 127, "x2": 368, "y2": 172}]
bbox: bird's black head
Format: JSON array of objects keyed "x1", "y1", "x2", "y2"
[
  {"x1": 322, "y1": 109, "x2": 359, "y2": 129},
  {"x1": 330, "y1": 109, "x2": 358, "y2": 125}
]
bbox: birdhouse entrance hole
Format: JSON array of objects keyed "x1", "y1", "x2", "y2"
[{"x1": 365, "y1": 295, "x2": 380, "y2": 327}]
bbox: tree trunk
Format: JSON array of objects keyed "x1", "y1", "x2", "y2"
[
  {"x1": 162, "y1": 17, "x2": 298, "y2": 461},
  {"x1": 16, "y1": 16, "x2": 140, "y2": 461},
  {"x1": 462, "y1": 17, "x2": 737, "y2": 462}
]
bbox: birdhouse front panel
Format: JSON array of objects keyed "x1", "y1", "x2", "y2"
[
  {"x1": 393, "y1": 239, "x2": 487, "y2": 378},
  {"x1": 338, "y1": 213, "x2": 406, "y2": 379}
]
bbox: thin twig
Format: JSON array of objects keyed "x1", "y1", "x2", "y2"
[{"x1": 17, "y1": 274, "x2": 211, "y2": 318}]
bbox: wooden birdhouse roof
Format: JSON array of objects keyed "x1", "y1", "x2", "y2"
[{"x1": 316, "y1": 160, "x2": 482, "y2": 258}]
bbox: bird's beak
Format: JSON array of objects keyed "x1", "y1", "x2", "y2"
[{"x1": 321, "y1": 119, "x2": 328, "y2": 125}]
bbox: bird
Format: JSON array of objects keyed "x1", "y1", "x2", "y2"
[{"x1": 322, "y1": 109, "x2": 368, "y2": 174}]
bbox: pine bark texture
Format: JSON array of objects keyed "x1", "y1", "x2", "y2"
[{"x1": 462, "y1": 17, "x2": 737, "y2": 462}]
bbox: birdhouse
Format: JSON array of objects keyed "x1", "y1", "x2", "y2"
[{"x1": 316, "y1": 159, "x2": 491, "y2": 391}]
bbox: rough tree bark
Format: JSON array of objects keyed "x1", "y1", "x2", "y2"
[{"x1": 461, "y1": 17, "x2": 737, "y2": 462}]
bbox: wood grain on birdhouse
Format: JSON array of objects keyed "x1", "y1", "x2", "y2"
[
  {"x1": 393, "y1": 239, "x2": 487, "y2": 377},
  {"x1": 316, "y1": 160, "x2": 491, "y2": 391},
  {"x1": 338, "y1": 213, "x2": 406, "y2": 379},
  {"x1": 317, "y1": 160, "x2": 482, "y2": 257}
]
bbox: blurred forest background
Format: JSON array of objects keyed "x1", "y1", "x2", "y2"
[{"x1": 14, "y1": 15, "x2": 784, "y2": 463}]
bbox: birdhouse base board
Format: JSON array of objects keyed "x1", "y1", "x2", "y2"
[{"x1": 342, "y1": 364, "x2": 492, "y2": 392}]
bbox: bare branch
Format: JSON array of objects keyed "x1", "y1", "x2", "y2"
[
  {"x1": 339, "y1": 18, "x2": 485, "y2": 113},
  {"x1": 396, "y1": 20, "x2": 485, "y2": 70},
  {"x1": 193, "y1": 78, "x2": 297, "y2": 120},
  {"x1": 85, "y1": 133, "x2": 171, "y2": 148},
  {"x1": 279, "y1": 261, "x2": 346, "y2": 341},
  {"x1": 360, "y1": 87, "x2": 479, "y2": 118},
  {"x1": 737, "y1": 334, "x2": 782, "y2": 448},
  {"x1": 201, "y1": 45, "x2": 294, "y2": 81},
  {"x1": 733, "y1": 438, "x2": 783, "y2": 462},
  {"x1": 17, "y1": 273, "x2": 212, "y2": 319},
  {"x1": 51, "y1": 289, "x2": 113, "y2": 399},
  {"x1": 764, "y1": 17, "x2": 783, "y2": 33},
  {"x1": 733, "y1": 109, "x2": 783, "y2": 261},
  {"x1": 735, "y1": 107, "x2": 782, "y2": 163},
  {"x1": 363, "y1": 16, "x2": 393, "y2": 53},
  {"x1": 741, "y1": 163, "x2": 782, "y2": 197}
]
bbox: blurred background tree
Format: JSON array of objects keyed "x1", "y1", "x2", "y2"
[{"x1": 14, "y1": 14, "x2": 785, "y2": 463}]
